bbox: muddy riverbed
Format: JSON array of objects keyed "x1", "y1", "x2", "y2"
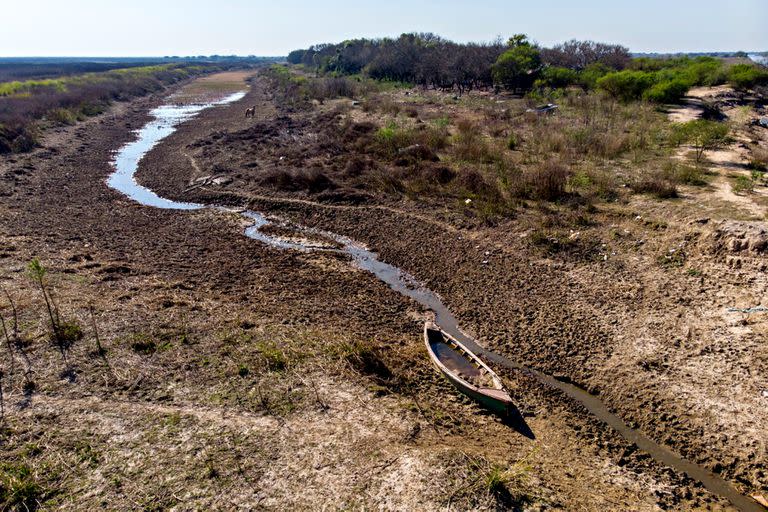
[{"x1": 1, "y1": 70, "x2": 766, "y2": 510}]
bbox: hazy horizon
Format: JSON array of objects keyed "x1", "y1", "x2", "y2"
[{"x1": 2, "y1": 0, "x2": 766, "y2": 57}]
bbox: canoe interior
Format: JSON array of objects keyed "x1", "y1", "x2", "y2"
[{"x1": 426, "y1": 328, "x2": 495, "y2": 389}]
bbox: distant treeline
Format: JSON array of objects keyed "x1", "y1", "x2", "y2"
[
  {"x1": 0, "y1": 62, "x2": 247, "y2": 153},
  {"x1": 0, "y1": 62, "x2": 172, "y2": 83},
  {"x1": 287, "y1": 33, "x2": 768, "y2": 100},
  {"x1": 0, "y1": 56, "x2": 278, "y2": 82}
]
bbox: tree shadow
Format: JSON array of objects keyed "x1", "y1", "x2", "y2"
[{"x1": 16, "y1": 380, "x2": 36, "y2": 410}]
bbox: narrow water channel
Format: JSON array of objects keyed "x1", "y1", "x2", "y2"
[{"x1": 107, "y1": 91, "x2": 765, "y2": 512}]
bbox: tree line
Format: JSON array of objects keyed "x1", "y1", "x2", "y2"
[
  {"x1": 288, "y1": 34, "x2": 631, "y2": 94},
  {"x1": 287, "y1": 33, "x2": 768, "y2": 101}
]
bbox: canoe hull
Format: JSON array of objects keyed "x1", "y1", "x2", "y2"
[
  {"x1": 436, "y1": 362, "x2": 512, "y2": 416},
  {"x1": 424, "y1": 322, "x2": 514, "y2": 417}
]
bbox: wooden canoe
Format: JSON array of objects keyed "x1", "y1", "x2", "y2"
[{"x1": 423, "y1": 322, "x2": 514, "y2": 416}]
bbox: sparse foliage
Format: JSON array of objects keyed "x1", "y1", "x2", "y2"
[
  {"x1": 671, "y1": 120, "x2": 730, "y2": 164},
  {"x1": 27, "y1": 259, "x2": 83, "y2": 371},
  {"x1": 540, "y1": 40, "x2": 631, "y2": 70}
]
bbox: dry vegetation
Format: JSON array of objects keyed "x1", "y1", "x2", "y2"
[
  {"x1": 226, "y1": 66, "x2": 705, "y2": 228},
  {"x1": 3, "y1": 57, "x2": 768, "y2": 510},
  {"x1": 0, "y1": 256, "x2": 551, "y2": 510}
]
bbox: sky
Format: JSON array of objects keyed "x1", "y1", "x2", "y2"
[{"x1": 1, "y1": 0, "x2": 766, "y2": 57}]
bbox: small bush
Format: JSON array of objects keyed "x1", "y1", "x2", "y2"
[
  {"x1": 665, "y1": 162, "x2": 706, "y2": 186},
  {"x1": 374, "y1": 122, "x2": 447, "y2": 157},
  {"x1": 484, "y1": 464, "x2": 512, "y2": 496},
  {"x1": 0, "y1": 462, "x2": 46, "y2": 511},
  {"x1": 420, "y1": 163, "x2": 455, "y2": 184},
  {"x1": 526, "y1": 160, "x2": 570, "y2": 201},
  {"x1": 48, "y1": 108, "x2": 78, "y2": 125},
  {"x1": 362, "y1": 95, "x2": 400, "y2": 115},
  {"x1": 57, "y1": 320, "x2": 84, "y2": 346},
  {"x1": 256, "y1": 342, "x2": 287, "y2": 372},
  {"x1": 657, "y1": 248, "x2": 686, "y2": 268},
  {"x1": 375, "y1": 122, "x2": 416, "y2": 155},
  {"x1": 342, "y1": 343, "x2": 392, "y2": 381},
  {"x1": 568, "y1": 169, "x2": 619, "y2": 200},
  {"x1": 259, "y1": 168, "x2": 336, "y2": 193},
  {"x1": 529, "y1": 230, "x2": 577, "y2": 254},
  {"x1": 507, "y1": 133, "x2": 519, "y2": 150},
  {"x1": 453, "y1": 119, "x2": 496, "y2": 163},
  {"x1": 631, "y1": 172, "x2": 679, "y2": 198},
  {"x1": 748, "y1": 159, "x2": 767, "y2": 173},
  {"x1": 597, "y1": 70, "x2": 656, "y2": 101},
  {"x1": 643, "y1": 79, "x2": 690, "y2": 103},
  {"x1": 307, "y1": 76, "x2": 357, "y2": 101},
  {"x1": 456, "y1": 168, "x2": 498, "y2": 198},
  {"x1": 671, "y1": 120, "x2": 729, "y2": 164},
  {"x1": 748, "y1": 145, "x2": 768, "y2": 172},
  {"x1": 727, "y1": 64, "x2": 768, "y2": 90},
  {"x1": 294, "y1": 168, "x2": 337, "y2": 193},
  {"x1": 732, "y1": 175, "x2": 754, "y2": 194}
]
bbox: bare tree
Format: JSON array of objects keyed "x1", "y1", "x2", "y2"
[{"x1": 541, "y1": 40, "x2": 631, "y2": 70}]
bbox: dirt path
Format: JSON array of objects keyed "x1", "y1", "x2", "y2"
[{"x1": 668, "y1": 87, "x2": 767, "y2": 219}]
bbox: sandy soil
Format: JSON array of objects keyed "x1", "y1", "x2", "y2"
[{"x1": 1, "y1": 71, "x2": 766, "y2": 510}]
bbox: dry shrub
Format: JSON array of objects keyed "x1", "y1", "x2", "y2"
[
  {"x1": 527, "y1": 118, "x2": 568, "y2": 155},
  {"x1": 259, "y1": 168, "x2": 337, "y2": 193},
  {"x1": 341, "y1": 121, "x2": 377, "y2": 143},
  {"x1": 415, "y1": 123, "x2": 449, "y2": 151},
  {"x1": 526, "y1": 160, "x2": 570, "y2": 201},
  {"x1": 455, "y1": 168, "x2": 499, "y2": 199},
  {"x1": 749, "y1": 145, "x2": 768, "y2": 171},
  {"x1": 315, "y1": 188, "x2": 372, "y2": 204},
  {"x1": 343, "y1": 156, "x2": 369, "y2": 177},
  {"x1": 394, "y1": 144, "x2": 439, "y2": 166},
  {"x1": 630, "y1": 171, "x2": 678, "y2": 198},
  {"x1": 373, "y1": 122, "x2": 448, "y2": 158},
  {"x1": 371, "y1": 168, "x2": 405, "y2": 194},
  {"x1": 453, "y1": 119, "x2": 496, "y2": 163},
  {"x1": 362, "y1": 94, "x2": 400, "y2": 115},
  {"x1": 0, "y1": 122, "x2": 38, "y2": 153},
  {"x1": 419, "y1": 163, "x2": 455, "y2": 184},
  {"x1": 307, "y1": 77, "x2": 358, "y2": 101},
  {"x1": 568, "y1": 126, "x2": 629, "y2": 158}
]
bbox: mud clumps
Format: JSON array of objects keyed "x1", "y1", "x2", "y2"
[{"x1": 710, "y1": 221, "x2": 768, "y2": 254}]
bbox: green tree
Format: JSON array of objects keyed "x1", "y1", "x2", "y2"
[
  {"x1": 491, "y1": 35, "x2": 541, "y2": 91},
  {"x1": 671, "y1": 120, "x2": 730, "y2": 164},
  {"x1": 643, "y1": 79, "x2": 690, "y2": 103},
  {"x1": 578, "y1": 63, "x2": 611, "y2": 89},
  {"x1": 596, "y1": 70, "x2": 655, "y2": 101},
  {"x1": 535, "y1": 66, "x2": 578, "y2": 89},
  {"x1": 727, "y1": 63, "x2": 768, "y2": 90}
]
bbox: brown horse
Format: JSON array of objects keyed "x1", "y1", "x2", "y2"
[{"x1": 244, "y1": 106, "x2": 256, "y2": 118}]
